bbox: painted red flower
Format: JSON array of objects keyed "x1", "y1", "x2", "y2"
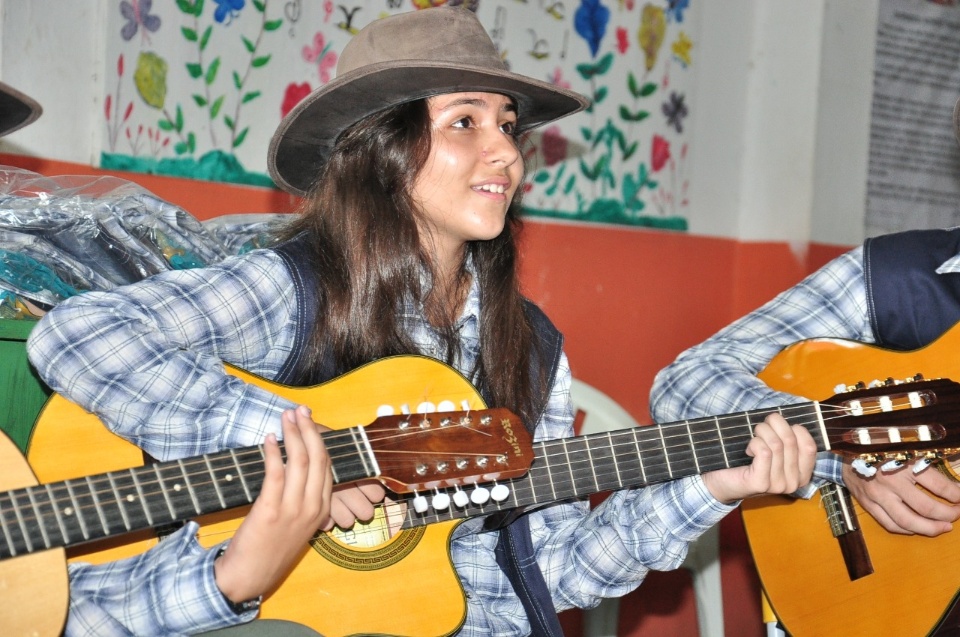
[
  {"x1": 616, "y1": 27, "x2": 629, "y2": 54},
  {"x1": 651, "y1": 134, "x2": 671, "y2": 172},
  {"x1": 281, "y1": 82, "x2": 312, "y2": 118},
  {"x1": 540, "y1": 126, "x2": 569, "y2": 167}
]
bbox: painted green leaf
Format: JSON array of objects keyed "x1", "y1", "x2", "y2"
[
  {"x1": 253, "y1": 0, "x2": 266, "y2": 12},
  {"x1": 563, "y1": 174, "x2": 576, "y2": 195},
  {"x1": 158, "y1": 119, "x2": 173, "y2": 131},
  {"x1": 134, "y1": 51, "x2": 168, "y2": 109},
  {"x1": 242, "y1": 90, "x2": 261, "y2": 104},
  {"x1": 200, "y1": 26, "x2": 212, "y2": 50},
  {"x1": 580, "y1": 127, "x2": 592, "y2": 141},
  {"x1": 224, "y1": 115, "x2": 235, "y2": 130},
  {"x1": 205, "y1": 58, "x2": 220, "y2": 85},
  {"x1": 242, "y1": 36, "x2": 256, "y2": 53},
  {"x1": 187, "y1": 132, "x2": 196, "y2": 154},
  {"x1": 175, "y1": 140, "x2": 189, "y2": 155},
  {"x1": 533, "y1": 171, "x2": 550, "y2": 184},
  {"x1": 640, "y1": 82, "x2": 657, "y2": 97},
  {"x1": 176, "y1": 0, "x2": 202, "y2": 16},
  {"x1": 595, "y1": 53, "x2": 614, "y2": 75},
  {"x1": 186, "y1": 62, "x2": 203, "y2": 79},
  {"x1": 622, "y1": 142, "x2": 638, "y2": 160},
  {"x1": 192, "y1": 94, "x2": 207, "y2": 107},
  {"x1": 181, "y1": 27, "x2": 198, "y2": 41},
  {"x1": 594, "y1": 87, "x2": 608, "y2": 103},
  {"x1": 627, "y1": 73, "x2": 640, "y2": 97},
  {"x1": 210, "y1": 95, "x2": 225, "y2": 118},
  {"x1": 175, "y1": 105, "x2": 184, "y2": 131},
  {"x1": 232, "y1": 71, "x2": 242, "y2": 90},
  {"x1": 264, "y1": 19, "x2": 283, "y2": 31},
  {"x1": 233, "y1": 127, "x2": 249, "y2": 148},
  {"x1": 252, "y1": 55, "x2": 271, "y2": 68},
  {"x1": 618, "y1": 106, "x2": 649, "y2": 122}
]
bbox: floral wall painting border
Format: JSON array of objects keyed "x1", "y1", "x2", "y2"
[{"x1": 103, "y1": 0, "x2": 694, "y2": 229}]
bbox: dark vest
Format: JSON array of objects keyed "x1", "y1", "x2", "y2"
[
  {"x1": 272, "y1": 235, "x2": 566, "y2": 636},
  {"x1": 863, "y1": 227, "x2": 960, "y2": 350}
]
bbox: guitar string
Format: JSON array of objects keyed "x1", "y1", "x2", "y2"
[{"x1": 0, "y1": 399, "x2": 939, "y2": 550}]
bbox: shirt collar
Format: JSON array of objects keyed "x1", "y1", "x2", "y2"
[{"x1": 936, "y1": 253, "x2": 960, "y2": 274}]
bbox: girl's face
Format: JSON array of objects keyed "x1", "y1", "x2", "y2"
[{"x1": 412, "y1": 91, "x2": 523, "y2": 263}]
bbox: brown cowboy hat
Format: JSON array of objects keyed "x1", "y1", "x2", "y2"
[
  {"x1": 0, "y1": 81, "x2": 41, "y2": 137},
  {"x1": 267, "y1": 7, "x2": 590, "y2": 197}
]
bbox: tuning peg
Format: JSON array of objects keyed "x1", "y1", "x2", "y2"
[
  {"x1": 851, "y1": 458, "x2": 877, "y2": 477},
  {"x1": 470, "y1": 486, "x2": 491, "y2": 505},
  {"x1": 453, "y1": 487, "x2": 471, "y2": 508},
  {"x1": 868, "y1": 379, "x2": 882, "y2": 388},
  {"x1": 490, "y1": 483, "x2": 510, "y2": 502},
  {"x1": 432, "y1": 490, "x2": 451, "y2": 510},
  {"x1": 834, "y1": 383, "x2": 848, "y2": 394},
  {"x1": 412, "y1": 492, "x2": 429, "y2": 514},
  {"x1": 880, "y1": 459, "x2": 904, "y2": 472}
]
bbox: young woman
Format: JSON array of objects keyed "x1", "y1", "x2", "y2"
[{"x1": 27, "y1": 8, "x2": 817, "y2": 636}]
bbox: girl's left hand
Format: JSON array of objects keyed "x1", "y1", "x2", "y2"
[{"x1": 702, "y1": 412, "x2": 817, "y2": 504}]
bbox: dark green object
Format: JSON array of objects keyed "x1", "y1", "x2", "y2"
[{"x1": 0, "y1": 318, "x2": 51, "y2": 453}]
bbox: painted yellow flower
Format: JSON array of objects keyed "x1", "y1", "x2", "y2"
[
  {"x1": 134, "y1": 51, "x2": 167, "y2": 110},
  {"x1": 672, "y1": 31, "x2": 693, "y2": 66},
  {"x1": 638, "y1": 4, "x2": 666, "y2": 72}
]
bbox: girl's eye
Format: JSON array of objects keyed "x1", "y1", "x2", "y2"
[
  {"x1": 452, "y1": 116, "x2": 473, "y2": 129},
  {"x1": 500, "y1": 121, "x2": 517, "y2": 136}
]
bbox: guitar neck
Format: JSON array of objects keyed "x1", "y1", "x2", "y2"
[
  {"x1": 401, "y1": 401, "x2": 826, "y2": 528},
  {"x1": 0, "y1": 428, "x2": 376, "y2": 560}
]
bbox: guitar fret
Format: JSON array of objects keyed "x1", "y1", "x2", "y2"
[
  {"x1": 26, "y1": 487, "x2": 53, "y2": 549},
  {"x1": 10, "y1": 490, "x2": 35, "y2": 552},
  {"x1": 606, "y1": 432, "x2": 623, "y2": 488},
  {"x1": 106, "y1": 473, "x2": 132, "y2": 531},
  {"x1": 151, "y1": 464, "x2": 177, "y2": 521},
  {"x1": 64, "y1": 479, "x2": 90, "y2": 541},
  {"x1": 43, "y1": 483, "x2": 71, "y2": 546},
  {"x1": 129, "y1": 468, "x2": 153, "y2": 527},
  {"x1": 202, "y1": 456, "x2": 228, "y2": 510},
  {"x1": 84, "y1": 476, "x2": 111, "y2": 536},
  {"x1": 228, "y1": 448, "x2": 254, "y2": 502},
  {"x1": 0, "y1": 492, "x2": 19, "y2": 556},
  {"x1": 154, "y1": 462, "x2": 198, "y2": 520},
  {"x1": 713, "y1": 416, "x2": 730, "y2": 467},
  {"x1": 684, "y1": 420, "x2": 701, "y2": 474},
  {"x1": 688, "y1": 417, "x2": 724, "y2": 473},
  {"x1": 177, "y1": 458, "x2": 202, "y2": 515},
  {"x1": 582, "y1": 435, "x2": 601, "y2": 494},
  {"x1": 656, "y1": 425, "x2": 673, "y2": 478},
  {"x1": 552, "y1": 438, "x2": 578, "y2": 500}
]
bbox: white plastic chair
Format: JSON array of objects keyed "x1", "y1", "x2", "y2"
[{"x1": 571, "y1": 378, "x2": 724, "y2": 637}]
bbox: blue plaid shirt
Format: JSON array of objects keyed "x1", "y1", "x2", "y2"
[{"x1": 29, "y1": 249, "x2": 731, "y2": 637}]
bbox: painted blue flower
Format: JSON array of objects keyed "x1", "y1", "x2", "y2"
[
  {"x1": 214, "y1": 0, "x2": 245, "y2": 24},
  {"x1": 667, "y1": 0, "x2": 689, "y2": 23},
  {"x1": 574, "y1": 0, "x2": 610, "y2": 58}
]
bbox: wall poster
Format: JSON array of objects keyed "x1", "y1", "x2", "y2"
[{"x1": 866, "y1": 0, "x2": 960, "y2": 236}]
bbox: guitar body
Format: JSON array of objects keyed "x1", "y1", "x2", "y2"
[
  {"x1": 0, "y1": 433, "x2": 69, "y2": 637},
  {"x1": 25, "y1": 355, "x2": 483, "y2": 637},
  {"x1": 743, "y1": 326, "x2": 960, "y2": 636}
]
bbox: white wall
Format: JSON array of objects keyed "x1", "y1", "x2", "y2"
[{"x1": 0, "y1": 0, "x2": 876, "y2": 246}]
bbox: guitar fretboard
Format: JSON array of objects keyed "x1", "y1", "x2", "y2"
[
  {"x1": 0, "y1": 428, "x2": 374, "y2": 559},
  {"x1": 400, "y1": 402, "x2": 825, "y2": 528}
]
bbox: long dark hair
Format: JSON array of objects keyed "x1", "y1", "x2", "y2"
[{"x1": 276, "y1": 98, "x2": 546, "y2": 427}]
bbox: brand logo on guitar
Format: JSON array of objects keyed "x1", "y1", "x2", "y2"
[{"x1": 501, "y1": 418, "x2": 524, "y2": 457}]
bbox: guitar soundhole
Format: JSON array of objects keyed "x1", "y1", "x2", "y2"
[{"x1": 308, "y1": 501, "x2": 424, "y2": 571}]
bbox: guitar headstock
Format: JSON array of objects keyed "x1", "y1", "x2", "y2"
[
  {"x1": 823, "y1": 376, "x2": 960, "y2": 466},
  {"x1": 363, "y1": 407, "x2": 532, "y2": 493}
]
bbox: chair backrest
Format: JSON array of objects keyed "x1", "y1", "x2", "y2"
[{"x1": 570, "y1": 378, "x2": 641, "y2": 436}]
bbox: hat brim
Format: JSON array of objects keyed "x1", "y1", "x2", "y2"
[
  {"x1": 0, "y1": 82, "x2": 42, "y2": 137},
  {"x1": 268, "y1": 61, "x2": 590, "y2": 196}
]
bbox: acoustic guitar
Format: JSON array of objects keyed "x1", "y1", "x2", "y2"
[
  {"x1": 743, "y1": 323, "x2": 960, "y2": 637},
  {"x1": 8, "y1": 355, "x2": 960, "y2": 636}
]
